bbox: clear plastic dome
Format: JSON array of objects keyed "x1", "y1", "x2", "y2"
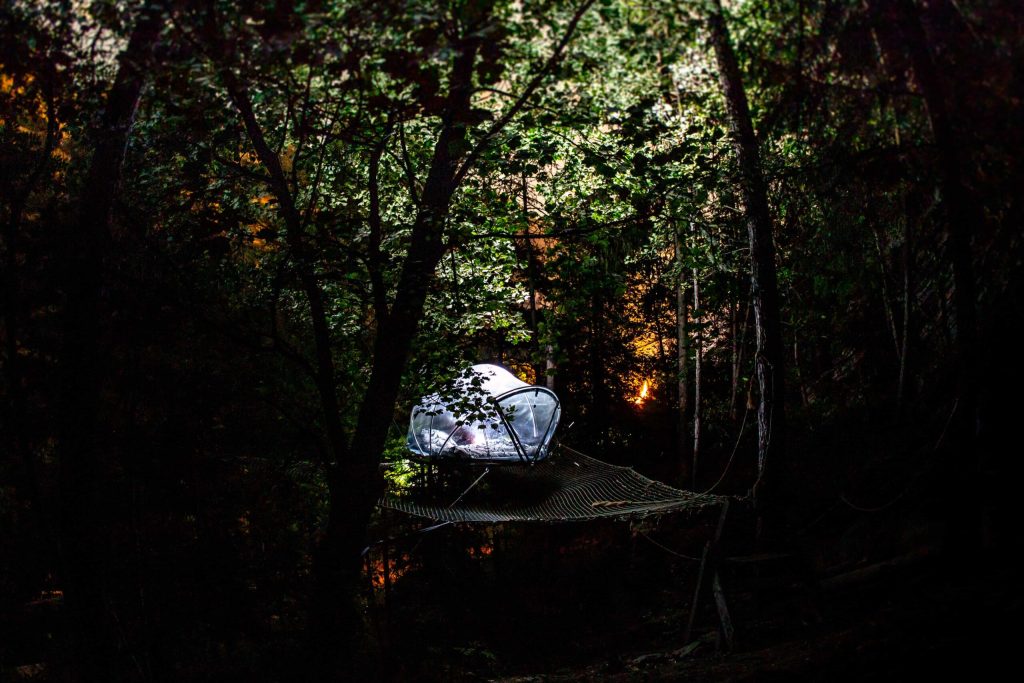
[{"x1": 407, "y1": 364, "x2": 561, "y2": 463}]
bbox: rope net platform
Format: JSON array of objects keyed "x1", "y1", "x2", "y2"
[{"x1": 379, "y1": 447, "x2": 727, "y2": 524}]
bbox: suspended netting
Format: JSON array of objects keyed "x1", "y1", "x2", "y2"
[{"x1": 379, "y1": 447, "x2": 726, "y2": 523}]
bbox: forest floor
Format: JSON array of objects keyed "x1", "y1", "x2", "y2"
[
  {"x1": 484, "y1": 553, "x2": 1018, "y2": 682},
  {"x1": 375, "y1": 510, "x2": 1019, "y2": 682}
]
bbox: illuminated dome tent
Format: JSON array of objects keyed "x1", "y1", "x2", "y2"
[{"x1": 407, "y1": 364, "x2": 561, "y2": 463}]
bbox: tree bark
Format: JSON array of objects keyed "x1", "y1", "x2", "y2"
[
  {"x1": 896, "y1": 0, "x2": 980, "y2": 557},
  {"x1": 220, "y1": 3, "x2": 595, "y2": 670},
  {"x1": 692, "y1": 268, "x2": 702, "y2": 489},
  {"x1": 223, "y1": 70, "x2": 365, "y2": 668},
  {"x1": 545, "y1": 343, "x2": 557, "y2": 390},
  {"x1": 318, "y1": 33, "x2": 493, "y2": 672},
  {"x1": 589, "y1": 290, "x2": 607, "y2": 446},
  {"x1": 675, "y1": 231, "x2": 690, "y2": 479},
  {"x1": 729, "y1": 295, "x2": 738, "y2": 419},
  {"x1": 55, "y1": 3, "x2": 165, "y2": 677},
  {"x1": 872, "y1": 224, "x2": 903, "y2": 361},
  {"x1": 869, "y1": 0, "x2": 980, "y2": 554},
  {"x1": 707, "y1": 0, "x2": 787, "y2": 534},
  {"x1": 897, "y1": 212, "x2": 914, "y2": 413},
  {"x1": 730, "y1": 290, "x2": 750, "y2": 421},
  {"x1": 895, "y1": 0, "x2": 978, "y2": 428},
  {"x1": 869, "y1": 0, "x2": 978, "y2": 423},
  {"x1": 523, "y1": 172, "x2": 544, "y2": 383}
]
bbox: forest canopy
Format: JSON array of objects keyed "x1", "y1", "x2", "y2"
[{"x1": 1, "y1": 0, "x2": 1021, "y2": 679}]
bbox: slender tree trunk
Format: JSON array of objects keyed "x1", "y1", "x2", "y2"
[
  {"x1": 897, "y1": 212, "x2": 914, "y2": 412},
  {"x1": 872, "y1": 28, "x2": 918, "y2": 418},
  {"x1": 898, "y1": 0, "x2": 977, "y2": 429},
  {"x1": 729, "y1": 295, "x2": 738, "y2": 419},
  {"x1": 659, "y1": 275, "x2": 675, "y2": 409},
  {"x1": 872, "y1": 225, "x2": 903, "y2": 361},
  {"x1": 523, "y1": 173, "x2": 537, "y2": 334},
  {"x1": 897, "y1": 0, "x2": 980, "y2": 557},
  {"x1": 793, "y1": 337, "x2": 809, "y2": 407},
  {"x1": 523, "y1": 172, "x2": 543, "y2": 383},
  {"x1": 545, "y1": 343, "x2": 556, "y2": 390},
  {"x1": 655, "y1": 303, "x2": 669, "y2": 400},
  {"x1": 55, "y1": 4, "x2": 165, "y2": 677},
  {"x1": 870, "y1": 0, "x2": 980, "y2": 553},
  {"x1": 589, "y1": 290, "x2": 607, "y2": 446},
  {"x1": 881, "y1": 81, "x2": 917, "y2": 416},
  {"x1": 707, "y1": 0, "x2": 788, "y2": 533},
  {"x1": 647, "y1": 259, "x2": 672, "y2": 406},
  {"x1": 731, "y1": 292, "x2": 751, "y2": 421},
  {"x1": 870, "y1": 0, "x2": 978, "y2": 425},
  {"x1": 675, "y1": 231, "x2": 690, "y2": 479},
  {"x1": 692, "y1": 268, "x2": 702, "y2": 489},
  {"x1": 794, "y1": 0, "x2": 806, "y2": 132}
]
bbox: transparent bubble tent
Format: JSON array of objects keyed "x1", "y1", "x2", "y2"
[{"x1": 406, "y1": 364, "x2": 561, "y2": 463}]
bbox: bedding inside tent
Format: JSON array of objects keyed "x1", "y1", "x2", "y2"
[{"x1": 406, "y1": 364, "x2": 561, "y2": 463}]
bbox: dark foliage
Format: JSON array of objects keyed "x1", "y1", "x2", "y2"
[{"x1": 1, "y1": 0, "x2": 1021, "y2": 679}]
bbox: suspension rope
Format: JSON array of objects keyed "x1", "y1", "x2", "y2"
[
  {"x1": 701, "y1": 405, "x2": 750, "y2": 495},
  {"x1": 635, "y1": 528, "x2": 702, "y2": 562}
]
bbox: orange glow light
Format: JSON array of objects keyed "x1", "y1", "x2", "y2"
[{"x1": 634, "y1": 380, "x2": 650, "y2": 404}]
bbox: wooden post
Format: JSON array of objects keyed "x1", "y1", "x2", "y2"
[
  {"x1": 683, "y1": 541, "x2": 710, "y2": 644},
  {"x1": 712, "y1": 571, "x2": 734, "y2": 651},
  {"x1": 684, "y1": 500, "x2": 731, "y2": 644}
]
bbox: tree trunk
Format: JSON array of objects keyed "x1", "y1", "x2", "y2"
[
  {"x1": 793, "y1": 337, "x2": 809, "y2": 407},
  {"x1": 870, "y1": 0, "x2": 978, "y2": 423},
  {"x1": 707, "y1": 0, "x2": 788, "y2": 534},
  {"x1": 55, "y1": 3, "x2": 165, "y2": 677},
  {"x1": 655, "y1": 299, "x2": 670, "y2": 405},
  {"x1": 896, "y1": 0, "x2": 978, "y2": 428},
  {"x1": 730, "y1": 291, "x2": 750, "y2": 421},
  {"x1": 897, "y1": 0, "x2": 980, "y2": 557},
  {"x1": 523, "y1": 172, "x2": 544, "y2": 383},
  {"x1": 221, "y1": 3, "x2": 594, "y2": 670},
  {"x1": 872, "y1": 225, "x2": 903, "y2": 361},
  {"x1": 869, "y1": 0, "x2": 980, "y2": 554},
  {"x1": 729, "y1": 295, "x2": 738, "y2": 420},
  {"x1": 322, "y1": 36, "x2": 485, "y2": 672},
  {"x1": 675, "y1": 231, "x2": 690, "y2": 480},
  {"x1": 545, "y1": 343, "x2": 556, "y2": 390},
  {"x1": 589, "y1": 290, "x2": 607, "y2": 446},
  {"x1": 692, "y1": 268, "x2": 702, "y2": 489},
  {"x1": 897, "y1": 212, "x2": 914, "y2": 413}
]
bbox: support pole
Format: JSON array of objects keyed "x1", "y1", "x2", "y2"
[
  {"x1": 684, "y1": 499, "x2": 731, "y2": 644},
  {"x1": 683, "y1": 541, "x2": 710, "y2": 644},
  {"x1": 712, "y1": 571, "x2": 734, "y2": 651}
]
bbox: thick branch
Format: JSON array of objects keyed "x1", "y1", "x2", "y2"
[
  {"x1": 397, "y1": 121, "x2": 421, "y2": 206},
  {"x1": 452, "y1": 0, "x2": 597, "y2": 186},
  {"x1": 222, "y1": 69, "x2": 351, "y2": 464}
]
